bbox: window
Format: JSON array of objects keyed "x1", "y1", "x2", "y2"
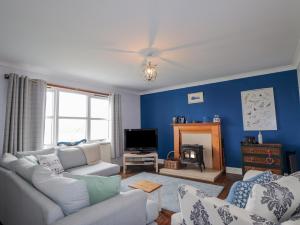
[{"x1": 44, "y1": 88, "x2": 110, "y2": 146}]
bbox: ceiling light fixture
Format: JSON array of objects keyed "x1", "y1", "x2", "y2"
[{"x1": 144, "y1": 61, "x2": 158, "y2": 81}]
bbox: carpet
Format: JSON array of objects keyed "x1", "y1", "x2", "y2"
[{"x1": 121, "y1": 172, "x2": 224, "y2": 212}]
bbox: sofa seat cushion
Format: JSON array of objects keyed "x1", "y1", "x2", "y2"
[
  {"x1": 32, "y1": 165, "x2": 90, "y2": 215},
  {"x1": 67, "y1": 161, "x2": 120, "y2": 176},
  {"x1": 64, "y1": 174, "x2": 121, "y2": 205}
]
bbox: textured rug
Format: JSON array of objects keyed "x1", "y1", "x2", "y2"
[{"x1": 121, "y1": 172, "x2": 224, "y2": 212}]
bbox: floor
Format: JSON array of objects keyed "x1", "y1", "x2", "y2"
[{"x1": 121, "y1": 166, "x2": 242, "y2": 225}]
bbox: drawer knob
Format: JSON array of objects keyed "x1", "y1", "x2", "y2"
[{"x1": 265, "y1": 157, "x2": 274, "y2": 165}]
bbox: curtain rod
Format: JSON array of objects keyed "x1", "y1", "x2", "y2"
[
  {"x1": 4, "y1": 74, "x2": 110, "y2": 97},
  {"x1": 47, "y1": 83, "x2": 110, "y2": 97}
]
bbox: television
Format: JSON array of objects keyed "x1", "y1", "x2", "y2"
[{"x1": 124, "y1": 129, "x2": 157, "y2": 152}]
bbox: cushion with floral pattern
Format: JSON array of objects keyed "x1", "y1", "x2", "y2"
[
  {"x1": 177, "y1": 184, "x2": 276, "y2": 225},
  {"x1": 226, "y1": 171, "x2": 279, "y2": 208},
  {"x1": 245, "y1": 173, "x2": 300, "y2": 223}
]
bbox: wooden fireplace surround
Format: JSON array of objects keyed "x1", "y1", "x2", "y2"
[{"x1": 173, "y1": 122, "x2": 224, "y2": 171}]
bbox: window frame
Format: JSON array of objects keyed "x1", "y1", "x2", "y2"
[{"x1": 44, "y1": 87, "x2": 110, "y2": 146}]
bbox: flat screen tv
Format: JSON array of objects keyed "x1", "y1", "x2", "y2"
[{"x1": 124, "y1": 129, "x2": 157, "y2": 152}]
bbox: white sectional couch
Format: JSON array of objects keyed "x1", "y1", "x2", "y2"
[{"x1": 0, "y1": 145, "x2": 158, "y2": 225}]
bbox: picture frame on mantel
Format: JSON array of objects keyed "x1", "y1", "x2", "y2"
[{"x1": 188, "y1": 92, "x2": 204, "y2": 104}]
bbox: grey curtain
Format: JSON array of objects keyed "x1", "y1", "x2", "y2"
[
  {"x1": 3, "y1": 74, "x2": 47, "y2": 154},
  {"x1": 110, "y1": 93, "x2": 123, "y2": 159}
]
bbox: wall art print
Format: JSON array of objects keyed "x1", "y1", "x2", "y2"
[{"x1": 241, "y1": 87, "x2": 277, "y2": 131}]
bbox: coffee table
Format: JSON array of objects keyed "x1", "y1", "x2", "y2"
[{"x1": 129, "y1": 180, "x2": 162, "y2": 211}]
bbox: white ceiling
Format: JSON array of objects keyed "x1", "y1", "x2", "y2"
[{"x1": 0, "y1": 0, "x2": 300, "y2": 92}]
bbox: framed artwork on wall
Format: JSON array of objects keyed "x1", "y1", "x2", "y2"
[
  {"x1": 188, "y1": 92, "x2": 204, "y2": 104},
  {"x1": 241, "y1": 87, "x2": 277, "y2": 131}
]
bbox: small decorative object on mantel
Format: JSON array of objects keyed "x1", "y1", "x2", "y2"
[
  {"x1": 213, "y1": 115, "x2": 221, "y2": 123},
  {"x1": 164, "y1": 151, "x2": 181, "y2": 170},
  {"x1": 188, "y1": 92, "x2": 204, "y2": 104},
  {"x1": 172, "y1": 116, "x2": 186, "y2": 124}
]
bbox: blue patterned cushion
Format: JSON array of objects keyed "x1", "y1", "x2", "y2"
[
  {"x1": 226, "y1": 171, "x2": 277, "y2": 208},
  {"x1": 246, "y1": 171, "x2": 279, "y2": 182}
]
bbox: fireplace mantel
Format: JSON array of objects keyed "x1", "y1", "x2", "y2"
[{"x1": 172, "y1": 122, "x2": 224, "y2": 171}]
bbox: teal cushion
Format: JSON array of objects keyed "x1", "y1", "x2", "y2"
[{"x1": 65, "y1": 174, "x2": 121, "y2": 205}]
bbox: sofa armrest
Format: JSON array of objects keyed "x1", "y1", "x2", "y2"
[
  {"x1": 52, "y1": 189, "x2": 147, "y2": 225},
  {"x1": 178, "y1": 184, "x2": 276, "y2": 225},
  {"x1": 243, "y1": 170, "x2": 264, "y2": 181}
]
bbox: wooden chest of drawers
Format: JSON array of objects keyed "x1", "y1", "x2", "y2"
[{"x1": 241, "y1": 143, "x2": 283, "y2": 175}]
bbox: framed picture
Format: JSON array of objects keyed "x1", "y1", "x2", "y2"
[
  {"x1": 241, "y1": 87, "x2": 277, "y2": 131},
  {"x1": 188, "y1": 92, "x2": 204, "y2": 104}
]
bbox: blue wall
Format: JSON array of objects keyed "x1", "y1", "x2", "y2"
[{"x1": 141, "y1": 70, "x2": 300, "y2": 169}]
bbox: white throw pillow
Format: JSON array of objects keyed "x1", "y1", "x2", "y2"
[
  {"x1": 246, "y1": 174, "x2": 300, "y2": 223},
  {"x1": 79, "y1": 143, "x2": 101, "y2": 165},
  {"x1": 32, "y1": 166, "x2": 90, "y2": 215},
  {"x1": 37, "y1": 153, "x2": 64, "y2": 174}
]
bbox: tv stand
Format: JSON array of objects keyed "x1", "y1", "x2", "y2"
[{"x1": 123, "y1": 152, "x2": 158, "y2": 174}]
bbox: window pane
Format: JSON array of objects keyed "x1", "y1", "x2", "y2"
[
  {"x1": 91, "y1": 97, "x2": 109, "y2": 119},
  {"x1": 59, "y1": 92, "x2": 87, "y2": 117},
  {"x1": 46, "y1": 90, "x2": 54, "y2": 117},
  {"x1": 58, "y1": 119, "x2": 87, "y2": 142},
  {"x1": 44, "y1": 118, "x2": 53, "y2": 145},
  {"x1": 90, "y1": 120, "x2": 109, "y2": 140}
]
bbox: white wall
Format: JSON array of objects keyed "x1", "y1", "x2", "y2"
[{"x1": 0, "y1": 64, "x2": 140, "y2": 155}]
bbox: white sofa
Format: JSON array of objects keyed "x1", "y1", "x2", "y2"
[
  {"x1": 0, "y1": 146, "x2": 159, "y2": 225},
  {"x1": 172, "y1": 170, "x2": 300, "y2": 225}
]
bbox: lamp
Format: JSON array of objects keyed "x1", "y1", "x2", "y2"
[{"x1": 144, "y1": 61, "x2": 158, "y2": 81}]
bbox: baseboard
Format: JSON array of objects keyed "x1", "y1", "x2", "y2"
[{"x1": 226, "y1": 167, "x2": 243, "y2": 175}]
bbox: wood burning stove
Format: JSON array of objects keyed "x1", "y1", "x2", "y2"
[{"x1": 180, "y1": 144, "x2": 205, "y2": 171}]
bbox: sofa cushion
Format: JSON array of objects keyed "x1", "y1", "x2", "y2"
[
  {"x1": 0, "y1": 153, "x2": 18, "y2": 170},
  {"x1": 64, "y1": 174, "x2": 121, "y2": 205},
  {"x1": 178, "y1": 184, "x2": 277, "y2": 225},
  {"x1": 67, "y1": 161, "x2": 120, "y2": 176},
  {"x1": 11, "y1": 158, "x2": 36, "y2": 183},
  {"x1": 78, "y1": 143, "x2": 101, "y2": 165},
  {"x1": 16, "y1": 147, "x2": 56, "y2": 158},
  {"x1": 57, "y1": 147, "x2": 87, "y2": 170},
  {"x1": 37, "y1": 154, "x2": 64, "y2": 174},
  {"x1": 246, "y1": 174, "x2": 300, "y2": 223},
  {"x1": 227, "y1": 171, "x2": 277, "y2": 208},
  {"x1": 32, "y1": 165, "x2": 90, "y2": 215},
  {"x1": 23, "y1": 155, "x2": 39, "y2": 165}
]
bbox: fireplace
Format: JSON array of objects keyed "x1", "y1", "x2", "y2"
[{"x1": 180, "y1": 144, "x2": 205, "y2": 171}]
